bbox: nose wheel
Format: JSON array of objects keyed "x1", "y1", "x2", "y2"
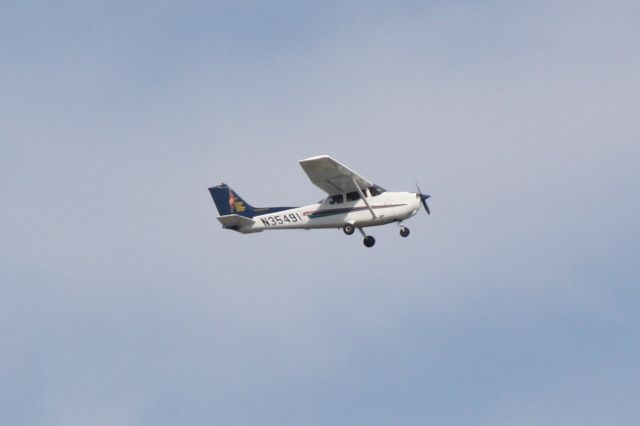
[
  {"x1": 400, "y1": 226, "x2": 410, "y2": 238},
  {"x1": 343, "y1": 223, "x2": 355, "y2": 235}
]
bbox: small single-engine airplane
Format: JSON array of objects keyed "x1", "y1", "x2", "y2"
[{"x1": 208, "y1": 155, "x2": 430, "y2": 247}]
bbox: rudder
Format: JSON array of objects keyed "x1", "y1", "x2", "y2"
[{"x1": 208, "y1": 183, "x2": 255, "y2": 217}]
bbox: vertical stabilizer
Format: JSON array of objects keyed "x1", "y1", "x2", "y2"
[{"x1": 208, "y1": 184, "x2": 255, "y2": 217}]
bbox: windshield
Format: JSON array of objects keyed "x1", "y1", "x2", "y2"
[{"x1": 368, "y1": 185, "x2": 386, "y2": 196}]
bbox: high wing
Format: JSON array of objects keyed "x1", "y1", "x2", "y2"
[{"x1": 299, "y1": 155, "x2": 373, "y2": 195}]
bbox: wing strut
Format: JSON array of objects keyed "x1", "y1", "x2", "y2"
[{"x1": 352, "y1": 177, "x2": 377, "y2": 219}]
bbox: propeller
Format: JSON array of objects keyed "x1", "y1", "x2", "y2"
[{"x1": 415, "y1": 183, "x2": 431, "y2": 215}]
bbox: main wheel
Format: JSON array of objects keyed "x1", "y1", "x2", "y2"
[
  {"x1": 343, "y1": 224, "x2": 355, "y2": 235},
  {"x1": 363, "y1": 236, "x2": 376, "y2": 247},
  {"x1": 400, "y1": 226, "x2": 410, "y2": 238}
]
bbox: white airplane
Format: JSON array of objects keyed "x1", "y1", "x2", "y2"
[{"x1": 208, "y1": 155, "x2": 430, "y2": 247}]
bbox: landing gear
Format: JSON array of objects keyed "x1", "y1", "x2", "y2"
[
  {"x1": 400, "y1": 226, "x2": 410, "y2": 238},
  {"x1": 357, "y1": 227, "x2": 376, "y2": 248},
  {"x1": 343, "y1": 223, "x2": 355, "y2": 235}
]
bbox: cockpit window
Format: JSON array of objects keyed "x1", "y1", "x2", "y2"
[
  {"x1": 368, "y1": 185, "x2": 386, "y2": 197},
  {"x1": 328, "y1": 194, "x2": 344, "y2": 204},
  {"x1": 346, "y1": 191, "x2": 361, "y2": 201}
]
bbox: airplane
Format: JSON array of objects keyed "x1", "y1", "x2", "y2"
[{"x1": 208, "y1": 155, "x2": 430, "y2": 247}]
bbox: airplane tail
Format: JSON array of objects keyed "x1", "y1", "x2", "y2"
[
  {"x1": 208, "y1": 183, "x2": 296, "y2": 221},
  {"x1": 208, "y1": 183, "x2": 256, "y2": 218}
]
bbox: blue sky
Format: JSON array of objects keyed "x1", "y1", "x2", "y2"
[{"x1": 2, "y1": 1, "x2": 639, "y2": 425}]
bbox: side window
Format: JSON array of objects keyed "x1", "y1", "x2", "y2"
[
  {"x1": 346, "y1": 191, "x2": 361, "y2": 201},
  {"x1": 329, "y1": 194, "x2": 344, "y2": 204}
]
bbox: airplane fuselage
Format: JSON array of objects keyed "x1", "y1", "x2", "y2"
[{"x1": 238, "y1": 191, "x2": 421, "y2": 234}]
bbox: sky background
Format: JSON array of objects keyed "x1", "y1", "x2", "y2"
[{"x1": 2, "y1": 1, "x2": 640, "y2": 425}]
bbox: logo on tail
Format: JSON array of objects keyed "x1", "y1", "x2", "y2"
[{"x1": 228, "y1": 190, "x2": 246, "y2": 213}]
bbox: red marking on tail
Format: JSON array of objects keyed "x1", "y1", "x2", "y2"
[{"x1": 228, "y1": 191, "x2": 236, "y2": 213}]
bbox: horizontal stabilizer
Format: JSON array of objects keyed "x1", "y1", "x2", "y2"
[{"x1": 217, "y1": 214, "x2": 255, "y2": 232}]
